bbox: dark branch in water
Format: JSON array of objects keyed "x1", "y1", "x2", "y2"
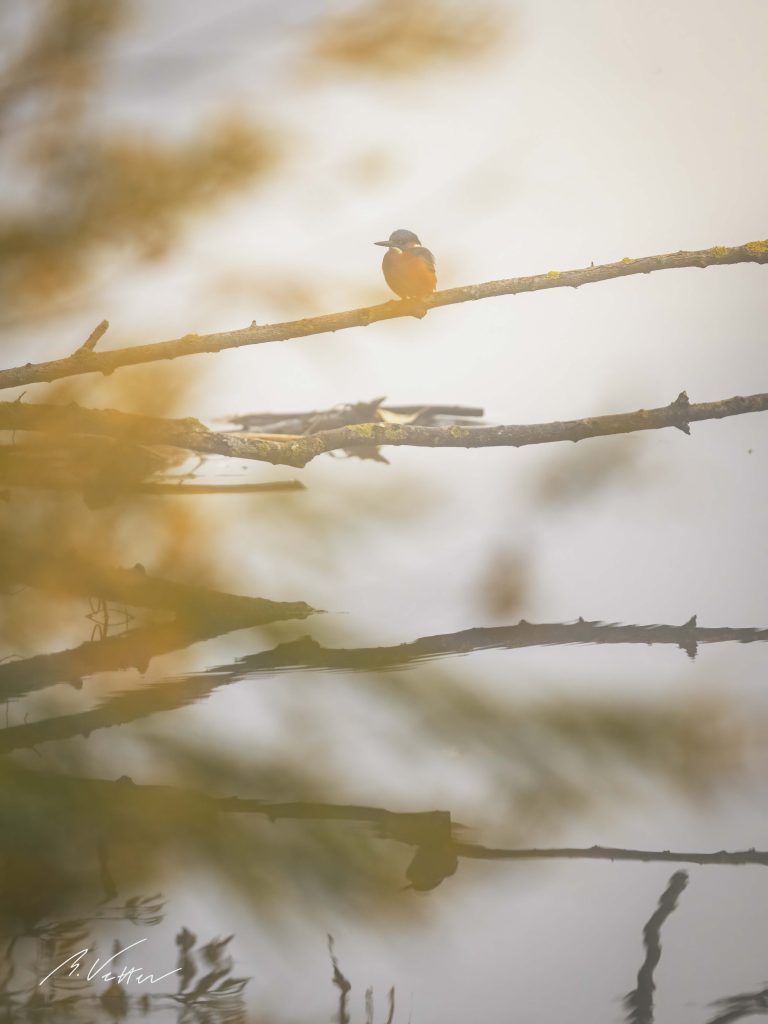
[
  {"x1": 2, "y1": 390, "x2": 768, "y2": 467},
  {"x1": 1, "y1": 613, "x2": 765, "y2": 710},
  {"x1": 5, "y1": 764, "x2": 768, "y2": 894},
  {"x1": 0, "y1": 241, "x2": 765, "y2": 390},
  {"x1": 623, "y1": 871, "x2": 689, "y2": 1024},
  {"x1": 455, "y1": 845, "x2": 768, "y2": 866}
]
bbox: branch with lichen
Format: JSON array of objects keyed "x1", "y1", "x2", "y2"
[
  {"x1": 0, "y1": 240, "x2": 765, "y2": 391},
  {"x1": 2, "y1": 390, "x2": 767, "y2": 468}
]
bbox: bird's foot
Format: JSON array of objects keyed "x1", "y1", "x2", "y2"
[{"x1": 402, "y1": 298, "x2": 430, "y2": 320}]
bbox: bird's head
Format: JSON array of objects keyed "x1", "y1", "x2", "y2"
[{"x1": 374, "y1": 229, "x2": 421, "y2": 251}]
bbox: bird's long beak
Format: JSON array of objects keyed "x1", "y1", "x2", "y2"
[{"x1": 374, "y1": 240, "x2": 395, "y2": 247}]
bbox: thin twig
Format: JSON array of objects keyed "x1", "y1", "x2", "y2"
[
  {"x1": 2, "y1": 390, "x2": 767, "y2": 467},
  {"x1": 455, "y1": 844, "x2": 768, "y2": 866},
  {"x1": 0, "y1": 240, "x2": 765, "y2": 390},
  {"x1": 74, "y1": 319, "x2": 109, "y2": 355}
]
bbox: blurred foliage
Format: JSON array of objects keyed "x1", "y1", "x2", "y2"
[
  {"x1": 476, "y1": 545, "x2": 531, "y2": 619},
  {"x1": 0, "y1": 0, "x2": 275, "y2": 324},
  {"x1": 532, "y1": 435, "x2": 645, "y2": 509},
  {"x1": 309, "y1": 0, "x2": 500, "y2": 76}
]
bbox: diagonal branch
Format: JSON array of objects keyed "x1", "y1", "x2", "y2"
[
  {"x1": 2, "y1": 390, "x2": 768, "y2": 468},
  {"x1": 0, "y1": 240, "x2": 765, "y2": 390}
]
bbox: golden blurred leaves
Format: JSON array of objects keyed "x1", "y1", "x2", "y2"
[
  {"x1": 0, "y1": 2, "x2": 277, "y2": 321},
  {"x1": 309, "y1": 0, "x2": 501, "y2": 76}
]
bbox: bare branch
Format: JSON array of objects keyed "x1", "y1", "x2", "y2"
[
  {"x1": 74, "y1": 319, "x2": 109, "y2": 355},
  {"x1": 2, "y1": 390, "x2": 767, "y2": 468},
  {"x1": 0, "y1": 240, "x2": 765, "y2": 390}
]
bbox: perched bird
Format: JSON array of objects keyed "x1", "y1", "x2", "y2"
[{"x1": 374, "y1": 229, "x2": 437, "y2": 300}]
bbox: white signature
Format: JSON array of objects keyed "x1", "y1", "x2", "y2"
[{"x1": 39, "y1": 938, "x2": 181, "y2": 987}]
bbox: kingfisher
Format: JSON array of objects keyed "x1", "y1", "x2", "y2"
[{"x1": 374, "y1": 229, "x2": 437, "y2": 300}]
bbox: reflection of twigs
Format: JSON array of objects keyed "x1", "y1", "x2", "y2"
[
  {"x1": 0, "y1": 241, "x2": 765, "y2": 390},
  {"x1": 707, "y1": 981, "x2": 768, "y2": 1023},
  {"x1": 623, "y1": 871, "x2": 688, "y2": 1024},
  {"x1": 2, "y1": 921, "x2": 247, "y2": 1022},
  {"x1": 455, "y1": 844, "x2": 768, "y2": 867},
  {"x1": 329, "y1": 935, "x2": 351, "y2": 1024},
  {"x1": 87, "y1": 596, "x2": 134, "y2": 641},
  {"x1": 2, "y1": 390, "x2": 768, "y2": 467},
  {"x1": 228, "y1": 615, "x2": 767, "y2": 670},
  {"x1": 0, "y1": 620, "x2": 259, "y2": 703},
  {"x1": 9, "y1": 765, "x2": 768, "y2": 884},
  {"x1": 1, "y1": 613, "x2": 764, "y2": 735}
]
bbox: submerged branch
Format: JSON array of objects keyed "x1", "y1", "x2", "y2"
[
  {"x1": 5, "y1": 765, "x2": 767, "y2": 895},
  {"x1": 0, "y1": 541, "x2": 315, "y2": 625},
  {"x1": 3, "y1": 390, "x2": 768, "y2": 467},
  {"x1": 455, "y1": 844, "x2": 768, "y2": 866},
  {"x1": 0, "y1": 614, "x2": 764, "y2": 738},
  {"x1": 0, "y1": 241, "x2": 765, "y2": 390}
]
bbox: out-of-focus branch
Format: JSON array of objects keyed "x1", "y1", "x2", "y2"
[
  {"x1": 3, "y1": 390, "x2": 768, "y2": 468},
  {"x1": 0, "y1": 241, "x2": 765, "y2": 390},
  {"x1": 222, "y1": 398, "x2": 485, "y2": 434},
  {"x1": 7, "y1": 765, "x2": 768, "y2": 894},
  {"x1": 0, "y1": 542, "x2": 315, "y2": 624},
  {"x1": 0, "y1": 435, "x2": 302, "y2": 501},
  {"x1": 0, "y1": 471, "x2": 304, "y2": 497}
]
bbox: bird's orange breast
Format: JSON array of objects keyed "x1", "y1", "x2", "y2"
[{"x1": 382, "y1": 249, "x2": 437, "y2": 299}]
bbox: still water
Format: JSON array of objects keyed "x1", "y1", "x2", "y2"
[
  {"x1": 1, "y1": 1, "x2": 767, "y2": 1021},
  {"x1": 1, "y1": 390, "x2": 767, "y2": 1022}
]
